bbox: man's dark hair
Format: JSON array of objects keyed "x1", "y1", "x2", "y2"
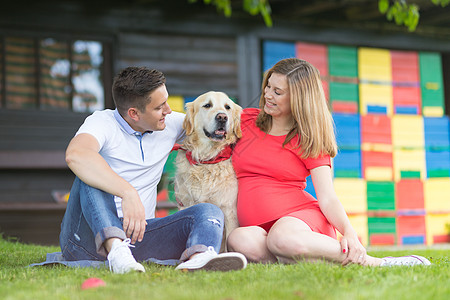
[{"x1": 112, "y1": 67, "x2": 166, "y2": 116}]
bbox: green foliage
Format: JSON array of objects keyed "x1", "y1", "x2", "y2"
[
  {"x1": 378, "y1": 0, "x2": 449, "y2": 31},
  {"x1": 378, "y1": 0, "x2": 419, "y2": 31},
  {"x1": 191, "y1": 0, "x2": 448, "y2": 32},
  {"x1": 1, "y1": 237, "x2": 449, "y2": 300},
  {"x1": 190, "y1": 0, "x2": 272, "y2": 26}
]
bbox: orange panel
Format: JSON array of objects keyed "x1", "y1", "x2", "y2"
[
  {"x1": 396, "y1": 180, "x2": 424, "y2": 210},
  {"x1": 361, "y1": 115, "x2": 392, "y2": 144},
  {"x1": 393, "y1": 86, "x2": 421, "y2": 114},
  {"x1": 295, "y1": 42, "x2": 328, "y2": 76},
  {"x1": 397, "y1": 215, "x2": 426, "y2": 238},
  {"x1": 391, "y1": 51, "x2": 419, "y2": 83},
  {"x1": 370, "y1": 234, "x2": 396, "y2": 245},
  {"x1": 332, "y1": 101, "x2": 358, "y2": 114}
]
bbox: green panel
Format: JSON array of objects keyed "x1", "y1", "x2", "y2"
[
  {"x1": 419, "y1": 52, "x2": 443, "y2": 83},
  {"x1": 427, "y1": 169, "x2": 450, "y2": 178},
  {"x1": 163, "y1": 151, "x2": 178, "y2": 177},
  {"x1": 334, "y1": 170, "x2": 360, "y2": 178},
  {"x1": 328, "y1": 45, "x2": 358, "y2": 78},
  {"x1": 368, "y1": 217, "x2": 396, "y2": 234},
  {"x1": 168, "y1": 180, "x2": 176, "y2": 203},
  {"x1": 400, "y1": 170, "x2": 421, "y2": 179},
  {"x1": 421, "y1": 88, "x2": 445, "y2": 108},
  {"x1": 329, "y1": 82, "x2": 359, "y2": 102},
  {"x1": 419, "y1": 52, "x2": 445, "y2": 108},
  {"x1": 367, "y1": 181, "x2": 395, "y2": 210}
]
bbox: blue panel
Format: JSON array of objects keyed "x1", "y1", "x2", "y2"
[
  {"x1": 424, "y1": 117, "x2": 450, "y2": 149},
  {"x1": 425, "y1": 150, "x2": 450, "y2": 170},
  {"x1": 184, "y1": 96, "x2": 196, "y2": 103},
  {"x1": 333, "y1": 113, "x2": 361, "y2": 148},
  {"x1": 333, "y1": 149, "x2": 362, "y2": 177},
  {"x1": 402, "y1": 235, "x2": 425, "y2": 245},
  {"x1": 262, "y1": 40, "x2": 296, "y2": 72},
  {"x1": 367, "y1": 105, "x2": 388, "y2": 114},
  {"x1": 304, "y1": 175, "x2": 317, "y2": 199},
  {"x1": 394, "y1": 106, "x2": 418, "y2": 115}
]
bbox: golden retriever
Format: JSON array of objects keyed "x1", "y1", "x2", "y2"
[{"x1": 174, "y1": 91, "x2": 242, "y2": 251}]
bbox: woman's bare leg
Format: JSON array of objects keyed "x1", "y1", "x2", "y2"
[
  {"x1": 267, "y1": 217, "x2": 382, "y2": 266},
  {"x1": 227, "y1": 226, "x2": 277, "y2": 263}
]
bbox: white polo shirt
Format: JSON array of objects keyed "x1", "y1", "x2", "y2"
[{"x1": 76, "y1": 109, "x2": 185, "y2": 219}]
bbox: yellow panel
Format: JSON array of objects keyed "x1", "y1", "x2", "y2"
[
  {"x1": 424, "y1": 178, "x2": 450, "y2": 213},
  {"x1": 393, "y1": 149, "x2": 426, "y2": 181},
  {"x1": 334, "y1": 178, "x2": 367, "y2": 213},
  {"x1": 337, "y1": 214, "x2": 368, "y2": 247},
  {"x1": 167, "y1": 96, "x2": 185, "y2": 113},
  {"x1": 365, "y1": 167, "x2": 393, "y2": 181},
  {"x1": 359, "y1": 83, "x2": 393, "y2": 115},
  {"x1": 358, "y1": 48, "x2": 392, "y2": 82},
  {"x1": 423, "y1": 106, "x2": 444, "y2": 117},
  {"x1": 391, "y1": 115, "x2": 424, "y2": 148},
  {"x1": 425, "y1": 213, "x2": 450, "y2": 245}
]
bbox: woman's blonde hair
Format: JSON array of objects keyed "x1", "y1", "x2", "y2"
[{"x1": 256, "y1": 58, "x2": 337, "y2": 158}]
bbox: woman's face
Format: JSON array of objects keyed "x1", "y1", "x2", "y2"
[{"x1": 263, "y1": 72, "x2": 292, "y2": 119}]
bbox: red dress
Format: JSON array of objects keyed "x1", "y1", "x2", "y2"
[{"x1": 232, "y1": 108, "x2": 336, "y2": 238}]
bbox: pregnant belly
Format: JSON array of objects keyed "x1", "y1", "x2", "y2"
[{"x1": 236, "y1": 177, "x2": 317, "y2": 226}]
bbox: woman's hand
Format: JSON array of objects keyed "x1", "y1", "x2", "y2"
[{"x1": 340, "y1": 231, "x2": 367, "y2": 266}]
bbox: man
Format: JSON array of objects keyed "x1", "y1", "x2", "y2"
[{"x1": 59, "y1": 66, "x2": 247, "y2": 273}]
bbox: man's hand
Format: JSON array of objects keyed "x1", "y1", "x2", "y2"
[{"x1": 121, "y1": 190, "x2": 147, "y2": 244}]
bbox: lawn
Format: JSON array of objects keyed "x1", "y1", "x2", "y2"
[{"x1": 0, "y1": 236, "x2": 449, "y2": 300}]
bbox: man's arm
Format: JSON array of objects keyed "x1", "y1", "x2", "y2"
[{"x1": 65, "y1": 133, "x2": 147, "y2": 243}]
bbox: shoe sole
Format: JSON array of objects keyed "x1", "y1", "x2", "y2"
[{"x1": 179, "y1": 255, "x2": 247, "y2": 272}]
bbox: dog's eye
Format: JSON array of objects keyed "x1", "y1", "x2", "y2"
[
  {"x1": 225, "y1": 104, "x2": 231, "y2": 110},
  {"x1": 203, "y1": 103, "x2": 211, "y2": 108}
]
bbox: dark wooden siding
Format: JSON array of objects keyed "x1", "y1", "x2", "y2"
[
  {"x1": 0, "y1": 110, "x2": 88, "y2": 152},
  {"x1": 0, "y1": 110, "x2": 85, "y2": 203},
  {"x1": 117, "y1": 33, "x2": 238, "y2": 99}
]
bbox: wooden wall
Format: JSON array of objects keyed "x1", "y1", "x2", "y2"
[{"x1": 117, "y1": 33, "x2": 239, "y2": 99}]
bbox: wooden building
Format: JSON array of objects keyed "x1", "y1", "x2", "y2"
[{"x1": 0, "y1": 0, "x2": 449, "y2": 245}]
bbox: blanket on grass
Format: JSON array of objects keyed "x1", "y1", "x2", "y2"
[{"x1": 29, "y1": 252, "x2": 179, "y2": 268}]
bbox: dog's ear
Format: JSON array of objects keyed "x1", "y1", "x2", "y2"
[
  {"x1": 183, "y1": 102, "x2": 195, "y2": 135},
  {"x1": 232, "y1": 102, "x2": 243, "y2": 139}
]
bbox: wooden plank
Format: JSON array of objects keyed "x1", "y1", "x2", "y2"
[
  {"x1": 0, "y1": 150, "x2": 67, "y2": 168},
  {"x1": 0, "y1": 202, "x2": 67, "y2": 211}
]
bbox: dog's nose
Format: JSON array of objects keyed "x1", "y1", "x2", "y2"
[{"x1": 216, "y1": 113, "x2": 228, "y2": 123}]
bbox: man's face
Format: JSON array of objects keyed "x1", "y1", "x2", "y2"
[{"x1": 134, "y1": 84, "x2": 172, "y2": 132}]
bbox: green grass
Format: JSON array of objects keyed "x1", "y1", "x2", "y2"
[{"x1": 1, "y1": 236, "x2": 449, "y2": 300}]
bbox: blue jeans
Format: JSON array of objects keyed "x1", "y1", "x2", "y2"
[{"x1": 60, "y1": 177, "x2": 225, "y2": 263}]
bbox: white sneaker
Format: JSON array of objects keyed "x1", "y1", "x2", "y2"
[
  {"x1": 380, "y1": 255, "x2": 431, "y2": 267},
  {"x1": 175, "y1": 246, "x2": 247, "y2": 272},
  {"x1": 107, "y1": 238, "x2": 146, "y2": 274}
]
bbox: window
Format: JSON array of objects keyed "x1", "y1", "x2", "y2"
[{"x1": 0, "y1": 35, "x2": 107, "y2": 112}]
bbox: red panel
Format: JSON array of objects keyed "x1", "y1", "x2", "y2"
[
  {"x1": 362, "y1": 151, "x2": 393, "y2": 168},
  {"x1": 295, "y1": 42, "x2": 328, "y2": 76},
  {"x1": 397, "y1": 215, "x2": 426, "y2": 238},
  {"x1": 370, "y1": 234, "x2": 396, "y2": 245},
  {"x1": 155, "y1": 209, "x2": 169, "y2": 218},
  {"x1": 396, "y1": 180, "x2": 424, "y2": 210},
  {"x1": 322, "y1": 80, "x2": 329, "y2": 101},
  {"x1": 361, "y1": 115, "x2": 392, "y2": 144},
  {"x1": 433, "y1": 235, "x2": 450, "y2": 243},
  {"x1": 391, "y1": 51, "x2": 419, "y2": 83},
  {"x1": 393, "y1": 86, "x2": 422, "y2": 114},
  {"x1": 157, "y1": 189, "x2": 168, "y2": 202},
  {"x1": 332, "y1": 101, "x2": 358, "y2": 114}
]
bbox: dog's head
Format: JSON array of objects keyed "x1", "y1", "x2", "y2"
[{"x1": 183, "y1": 91, "x2": 242, "y2": 146}]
